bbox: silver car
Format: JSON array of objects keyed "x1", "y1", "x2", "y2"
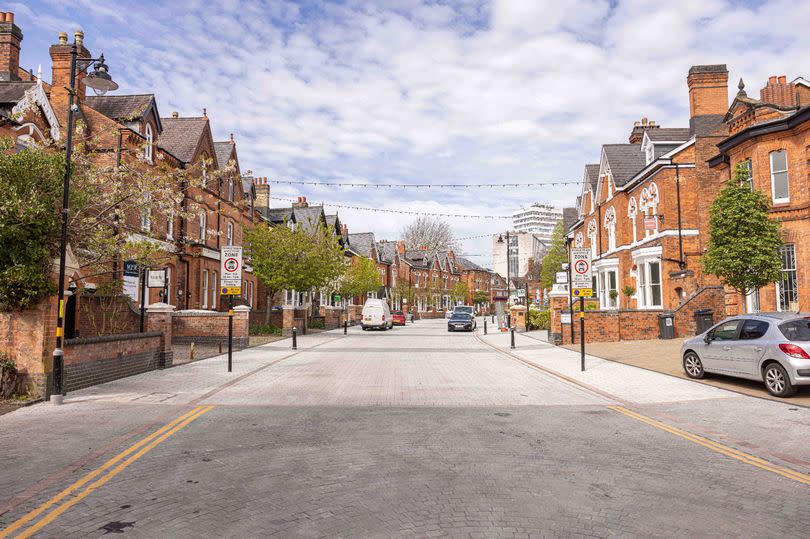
[{"x1": 681, "y1": 313, "x2": 810, "y2": 397}]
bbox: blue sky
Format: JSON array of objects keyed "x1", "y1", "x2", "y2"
[{"x1": 12, "y1": 0, "x2": 810, "y2": 266}]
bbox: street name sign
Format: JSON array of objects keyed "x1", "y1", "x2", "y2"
[
  {"x1": 220, "y1": 246, "x2": 243, "y2": 295},
  {"x1": 555, "y1": 271, "x2": 568, "y2": 284},
  {"x1": 147, "y1": 270, "x2": 166, "y2": 288}
]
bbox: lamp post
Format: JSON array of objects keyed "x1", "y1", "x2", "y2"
[
  {"x1": 51, "y1": 44, "x2": 118, "y2": 405},
  {"x1": 497, "y1": 231, "x2": 512, "y2": 329}
]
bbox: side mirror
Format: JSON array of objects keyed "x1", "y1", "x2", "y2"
[{"x1": 703, "y1": 333, "x2": 712, "y2": 344}]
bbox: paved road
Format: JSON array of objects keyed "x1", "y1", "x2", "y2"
[{"x1": 1, "y1": 319, "x2": 809, "y2": 538}]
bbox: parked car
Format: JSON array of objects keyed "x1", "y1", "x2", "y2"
[
  {"x1": 361, "y1": 299, "x2": 392, "y2": 330},
  {"x1": 681, "y1": 313, "x2": 810, "y2": 397},
  {"x1": 448, "y1": 312, "x2": 476, "y2": 332},
  {"x1": 453, "y1": 305, "x2": 474, "y2": 316},
  {"x1": 391, "y1": 310, "x2": 406, "y2": 326},
  {"x1": 444, "y1": 309, "x2": 454, "y2": 319}
]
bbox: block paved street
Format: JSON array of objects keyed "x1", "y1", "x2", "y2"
[{"x1": 2, "y1": 319, "x2": 810, "y2": 538}]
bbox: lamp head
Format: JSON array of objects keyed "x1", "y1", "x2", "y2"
[{"x1": 85, "y1": 54, "x2": 118, "y2": 96}]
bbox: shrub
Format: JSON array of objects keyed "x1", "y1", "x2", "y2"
[
  {"x1": 0, "y1": 353, "x2": 22, "y2": 399},
  {"x1": 249, "y1": 324, "x2": 282, "y2": 336},
  {"x1": 528, "y1": 309, "x2": 550, "y2": 330},
  {"x1": 309, "y1": 318, "x2": 325, "y2": 329},
  {"x1": 622, "y1": 285, "x2": 636, "y2": 297}
]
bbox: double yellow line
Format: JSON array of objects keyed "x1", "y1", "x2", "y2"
[
  {"x1": 1, "y1": 405, "x2": 214, "y2": 539},
  {"x1": 610, "y1": 405, "x2": 810, "y2": 486}
]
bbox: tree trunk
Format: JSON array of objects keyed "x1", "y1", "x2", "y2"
[{"x1": 265, "y1": 293, "x2": 272, "y2": 325}]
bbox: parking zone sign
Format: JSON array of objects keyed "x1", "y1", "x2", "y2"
[
  {"x1": 570, "y1": 248, "x2": 592, "y2": 297},
  {"x1": 220, "y1": 246, "x2": 243, "y2": 295}
]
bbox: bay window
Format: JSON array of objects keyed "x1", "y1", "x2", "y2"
[
  {"x1": 201, "y1": 269, "x2": 209, "y2": 308},
  {"x1": 598, "y1": 270, "x2": 618, "y2": 309},
  {"x1": 633, "y1": 248, "x2": 663, "y2": 309}
]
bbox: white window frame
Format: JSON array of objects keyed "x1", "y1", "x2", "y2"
[
  {"x1": 776, "y1": 244, "x2": 798, "y2": 311},
  {"x1": 227, "y1": 222, "x2": 234, "y2": 246},
  {"x1": 165, "y1": 267, "x2": 172, "y2": 305},
  {"x1": 587, "y1": 220, "x2": 597, "y2": 259},
  {"x1": 141, "y1": 192, "x2": 151, "y2": 232},
  {"x1": 770, "y1": 150, "x2": 789, "y2": 204},
  {"x1": 745, "y1": 288, "x2": 760, "y2": 314},
  {"x1": 201, "y1": 269, "x2": 209, "y2": 308},
  {"x1": 632, "y1": 247, "x2": 663, "y2": 309},
  {"x1": 228, "y1": 178, "x2": 234, "y2": 202},
  {"x1": 144, "y1": 123, "x2": 153, "y2": 163},
  {"x1": 166, "y1": 212, "x2": 174, "y2": 240},
  {"x1": 604, "y1": 207, "x2": 616, "y2": 252},
  {"x1": 627, "y1": 197, "x2": 638, "y2": 244},
  {"x1": 199, "y1": 211, "x2": 207, "y2": 243},
  {"x1": 211, "y1": 270, "x2": 218, "y2": 309}
]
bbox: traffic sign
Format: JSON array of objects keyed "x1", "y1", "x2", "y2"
[
  {"x1": 572, "y1": 288, "x2": 592, "y2": 297},
  {"x1": 220, "y1": 246, "x2": 243, "y2": 295},
  {"x1": 555, "y1": 271, "x2": 568, "y2": 284},
  {"x1": 570, "y1": 247, "x2": 592, "y2": 292}
]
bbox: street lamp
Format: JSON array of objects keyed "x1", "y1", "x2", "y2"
[
  {"x1": 52, "y1": 43, "x2": 118, "y2": 405},
  {"x1": 497, "y1": 231, "x2": 512, "y2": 328}
]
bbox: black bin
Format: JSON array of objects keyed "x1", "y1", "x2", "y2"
[
  {"x1": 658, "y1": 313, "x2": 675, "y2": 339},
  {"x1": 694, "y1": 309, "x2": 714, "y2": 335}
]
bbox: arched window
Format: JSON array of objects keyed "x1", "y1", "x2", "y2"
[
  {"x1": 640, "y1": 184, "x2": 659, "y2": 237},
  {"x1": 627, "y1": 197, "x2": 638, "y2": 244},
  {"x1": 227, "y1": 222, "x2": 234, "y2": 246},
  {"x1": 144, "y1": 123, "x2": 153, "y2": 163},
  {"x1": 587, "y1": 219, "x2": 598, "y2": 259},
  {"x1": 575, "y1": 232, "x2": 584, "y2": 248},
  {"x1": 228, "y1": 178, "x2": 234, "y2": 202},
  {"x1": 604, "y1": 207, "x2": 616, "y2": 252}
]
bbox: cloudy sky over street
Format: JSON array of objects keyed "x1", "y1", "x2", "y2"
[{"x1": 14, "y1": 0, "x2": 810, "y2": 265}]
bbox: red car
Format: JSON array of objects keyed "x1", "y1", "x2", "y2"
[{"x1": 391, "y1": 310, "x2": 406, "y2": 326}]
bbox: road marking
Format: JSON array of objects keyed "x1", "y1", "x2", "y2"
[
  {"x1": 609, "y1": 405, "x2": 810, "y2": 486},
  {"x1": 1, "y1": 405, "x2": 214, "y2": 538}
]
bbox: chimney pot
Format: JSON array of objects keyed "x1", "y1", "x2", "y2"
[
  {"x1": 58, "y1": 31, "x2": 67, "y2": 44},
  {"x1": 202, "y1": 108, "x2": 207, "y2": 117},
  {"x1": 768, "y1": 75, "x2": 777, "y2": 84},
  {"x1": 172, "y1": 111, "x2": 179, "y2": 118},
  {"x1": 7, "y1": 12, "x2": 13, "y2": 23},
  {"x1": 0, "y1": 11, "x2": 22, "y2": 82},
  {"x1": 74, "y1": 30, "x2": 83, "y2": 47},
  {"x1": 778, "y1": 75, "x2": 787, "y2": 84},
  {"x1": 641, "y1": 117, "x2": 648, "y2": 125}
]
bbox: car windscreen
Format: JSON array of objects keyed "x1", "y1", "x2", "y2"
[
  {"x1": 454, "y1": 307, "x2": 473, "y2": 313},
  {"x1": 450, "y1": 314, "x2": 471, "y2": 320},
  {"x1": 778, "y1": 319, "x2": 810, "y2": 341}
]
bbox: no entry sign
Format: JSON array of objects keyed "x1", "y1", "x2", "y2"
[{"x1": 220, "y1": 246, "x2": 243, "y2": 295}]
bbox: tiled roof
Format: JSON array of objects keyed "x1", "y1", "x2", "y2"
[
  {"x1": 85, "y1": 94, "x2": 155, "y2": 123},
  {"x1": 292, "y1": 206, "x2": 325, "y2": 233},
  {"x1": 562, "y1": 207, "x2": 579, "y2": 232},
  {"x1": 158, "y1": 116, "x2": 209, "y2": 163},
  {"x1": 240, "y1": 176, "x2": 253, "y2": 197},
  {"x1": 455, "y1": 257, "x2": 486, "y2": 271},
  {"x1": 404, "y1": 250, "x2": 432, "y2": 268},
  {"x1": 0, "y1": 81, "x2": 34, "y2": 104},
  {"x1": 645, "y1": 128, "x2": 691, "y2": 142},
  {"x1": 584, "y1": 164, "x2": 600, "y2": 192},
  {"x1": 259, "y1": 207, "x2": 293, "y2": 223},
  {"x1": 348, "y1": 232, "x2": 376, "y2": 258},
  {"x1": 603, "y1": 144, "x2": 646, "y2": 187},
  {"x1": 325, "y1": 214, "x2": 338, "y2": 227},
  {"x1": 213, "y1": 141, "x2": 235, "y2": 170},
  {"x1": 690, "y1": 114, "x2": 727, "y2": 137},
  {"x1": 376, "y1": 242, "x2": 398, "y2": 264}
]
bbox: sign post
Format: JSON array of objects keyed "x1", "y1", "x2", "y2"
[
  {"x1": 220, "y1": 246, "x2": 243, "y2": 373},
  {"x1": 570, "y1": 248, "x2": 592, "y2": 372}
]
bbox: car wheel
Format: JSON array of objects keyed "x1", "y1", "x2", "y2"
[
  {"x1": 682, "y1": 351, "x2": 706, "y2": 379},
  {"x1": 362, "y1": 326, "x2": 368, "y2": 331},
  {"x1": 763, "y1": 362, "x2": 796, "y2": 397}
]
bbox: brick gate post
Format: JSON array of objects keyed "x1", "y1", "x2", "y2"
[{"x1": 146, "y1": 302, "x2": 175, "y2": 368}]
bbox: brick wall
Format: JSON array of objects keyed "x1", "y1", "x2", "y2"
[
  {"x1": 172, "y1": 309, "x2": 250, "y2": 350},
  {"x1": 63, "y1": 332, "x2": 165, "y2": 392},
  {"x1": 74, "y1": 294, "x2": 140, "y2": 337},
  {"x1": 673, "y1": 286, "x2": 725, "y2": 337},
  {"x1": 0, "y1": 298, "x2": 56, "y2": 396}
]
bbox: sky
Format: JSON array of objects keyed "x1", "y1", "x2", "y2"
[{"x1": 12, "y1": 0, "x2": 810, "y2": 267}]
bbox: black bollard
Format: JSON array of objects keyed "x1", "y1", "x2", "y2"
[
  {"x1": 491, "y1": 314, "x2": 495, "y2": 323},
  {"x1": 510, "y1": 327, "x2": 515, "y2": 349},
  {"x1": 344, "y1": 319, "x2": 347, "y2": 335},
  {"x1": 484, "y1": 319, "x2": 487, "y2": 335},
  {"x1": 292, "y1": 327, "x2": 297, "y2": 350}
]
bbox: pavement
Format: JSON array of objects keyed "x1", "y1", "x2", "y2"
[
  {"x1": 1, "y1": 318, "x2": 809, "y2": 538},
  {"x1": 562, "y1": 338, "x2": 810, "y2": 406}
]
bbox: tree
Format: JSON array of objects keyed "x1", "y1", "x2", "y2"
[
  {"x1": 339, "y1": 257, "x2": 382, "y2": 301},
  {"x1": 472, "y1": 290, "x2": 489, "y2": 306},
  {"x1": 401, "y1": 216, "x2": 457, "y2": 252},
  {"x1": 450, "y1": 281, "x2": 469, "y2": 303},
  {"x1": 245, "y1": 222, "x2": 345, "y2": 323},
  {"x1": 703, "y1": 162, "x2": 783, "y2": 299},
  {"x1": 0, "y1": 139, "x2": 63, "y2": 310},
  {"x1": 540, "y1": 221, "x2": 567, "y2": 290},
  {"x1": 524, "y1": 257, "x2": 542, "y2": 282}
]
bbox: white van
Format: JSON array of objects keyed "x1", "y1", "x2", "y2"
[{"x1": 361, "y1": 298, "x2": 392, "y2": 330}]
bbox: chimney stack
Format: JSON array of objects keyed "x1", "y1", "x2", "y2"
[
  {"x1": 340, "y1": 224, "x2": 348, "y2": 236},
  {"x1": 253, "y1": 176, "x2": 270, "y2": 210},
  {"x1": 628, "y1": 117, "x2": 661, "y2": 144},
  {"x1": 760, "y1": 74, "x2": 798, "y2": 108},
  {"x1": 172, "y1": 111, "x2": 179, "y2": 118},
  {"x1": 0, "y1": 11, "x2": 23, "y2": 82},
  {"x1": 50, "y1": 29, "x2": 91, "y2": 103},
  {"x1": 396, "y1": 241, "x2": 406, "y2": 255},
  {"x1": 687, "y1": 64, "x2": 729, "y2": 118},
  {"x1": 292, "y1": 196, "x2": 308, "y2": 208}
]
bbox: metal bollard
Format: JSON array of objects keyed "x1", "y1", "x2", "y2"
[
  {"x1": 484, "y1": 319, "x2": 487, "y2": 335},
  {"x1": 292, "y1": 327, "x2": 297, "y2": 350},
  {"x1": 510, "y1": 327, "x2": 515, "y2": 349},
  {"x1": 491, "y1": 314, "x2": 495, "y2": 323},
  {"x1": 344, "y1": 320, "x2": 348, "y2": 335}
]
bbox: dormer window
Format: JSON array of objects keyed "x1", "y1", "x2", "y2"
[
  {"x1": 645, "y1": 143, "x2": 654, "y2": 165},
  {"x1": 144, "y1": 123, "x2": 153, "y2": 163}
]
